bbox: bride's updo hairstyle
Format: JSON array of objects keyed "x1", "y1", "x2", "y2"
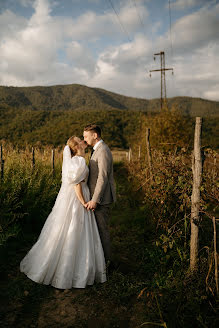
[{"x1": 67, "y1": 136, "x2": 78, "y2": 157}]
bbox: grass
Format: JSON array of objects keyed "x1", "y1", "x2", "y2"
[{"x1": 0, "y1": 148, "x2": 218, "y2": 327}]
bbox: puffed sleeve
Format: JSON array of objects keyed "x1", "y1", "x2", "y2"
[
  {"x1": 69, "y1": 156, "x2": 87, "y2": 185},
  {"x1": 62, "y1": 146, "x2": 87, "y2": 185}
]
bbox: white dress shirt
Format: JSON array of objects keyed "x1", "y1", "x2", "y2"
[{"x1": 93, "y1": 139, "x2": 103, "y2": 151}]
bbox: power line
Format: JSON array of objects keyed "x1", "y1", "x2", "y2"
[
  {"x1": 168, "y1": 0, "x2": 174, "y2": 60},
  {"x1": 106, "y1": 0, "x2": 132, "y2": 42},
  {"x1": 131, "y1": 0, "x2": 146, "y2": 33},
  {"x1": 168, "y1": 0, "x2": 175, "y2": 96}
]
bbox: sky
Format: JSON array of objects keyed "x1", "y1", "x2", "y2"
[{"x1": 0, "y1": 0, "x2": 219, "y2": 100}]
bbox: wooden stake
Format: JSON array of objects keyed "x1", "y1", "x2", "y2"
[
  {"x1": 128, "y1": 148, "x2": 132, "y2": 162},
  {"x1": 212, "y1": 157, "x2": 217, "y2": 183},
  {"x1": 32, "y1": 147, "x2": 35, "y2": 168},
  {"x1": 213, "y1": 217, "x2": 218, "y2": 296},
  {"x1": 190, "y1": 117, "x2": 202, "y2": 272},
  {"x1": 52, "y1": 149, "x2": 55, "y2": 174},
  {"x1": 146, "y1": 128, "x2": 153, "y2": 179},
  {"x1": 138, "y1": 145, "x2": 141, "y2": 159},
  {"x1": 0, "y1": 145, "x2": 4, "y2": 180}
]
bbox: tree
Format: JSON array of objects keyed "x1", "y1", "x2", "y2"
[{"x1": 142, "y1": 105, "x2": 193, "y2": 151}]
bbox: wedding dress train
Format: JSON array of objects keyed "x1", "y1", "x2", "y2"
[{"x1": 20, "y1": 145, "x2": 106, "y2": 289}]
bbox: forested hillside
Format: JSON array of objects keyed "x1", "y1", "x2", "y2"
[
  {"x1": 0, "y1": 107, "x2": 218, "y2": 149},
  {"x1": 0, "y1": 84, "x2": 219, "y2": 116},
  {"x1": 0, "y1": 108, "x2": 144, "y2": 148},
  {"x1": 0, "y1": 84, "x2": 218, "y2": 149}
]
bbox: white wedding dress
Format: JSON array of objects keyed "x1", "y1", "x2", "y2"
[{"x1": 20, "y1": 145, "x2": 107, "y2": 289}]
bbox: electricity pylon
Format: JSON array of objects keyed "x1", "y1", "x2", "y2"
[{"x1": 149, "y1": 51, "x2": 174, "y2": 110}]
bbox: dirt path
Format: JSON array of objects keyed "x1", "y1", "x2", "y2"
[
  {"x1": 0, "y1": 163, "x2": 150, "y2": 328},
  {"x1": 1, "y1": 162, "x2": 217, "y2": 328}
]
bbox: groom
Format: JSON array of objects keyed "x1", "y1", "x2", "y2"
[{"x1": 83, "y1": 124, "x2": 116, "y2": 264}]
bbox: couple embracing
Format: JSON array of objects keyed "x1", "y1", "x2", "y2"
[{"x1": 20, "y1": 124, "x2": 116, "y2": 289}]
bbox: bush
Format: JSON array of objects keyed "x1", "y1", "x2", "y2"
[{"x1": 0, "y1": 146, "x2": 62, "y2": 245}]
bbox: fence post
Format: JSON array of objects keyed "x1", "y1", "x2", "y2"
[
  {"x1": 128, "y1": 148, "x2": 132, "y2": 162},
  {"x1": 32, "y1": 147, "x2": 35, "y2": 169},
  {"x1": 146, "y1": 128, "x2": 153, "y2": 180},
  {"x1": 213, "y1": 217, "x2": 218, "y2": 296},
  {"x1": 212, "y1": 156, "x2": 217, "y2": 183},
  {"x1": 52, "y1": 149, "x2": 55, "y2": 175},
  {"x1": 0, "y1": 145, "x2": 4, "y2": 180},
  {"x1": 190, "y1": 117, "x2": 202, "y2": 272},
  {"x1": 138, "y1": 145, "x2": 141, "y2": 159}
]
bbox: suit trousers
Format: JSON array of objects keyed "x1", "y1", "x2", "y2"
[{"x1": 94, "y1": 204, "x2": 111, "y2": 263}]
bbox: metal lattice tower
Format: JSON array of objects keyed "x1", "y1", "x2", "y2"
[{"x1": 149, "y1": 51, "x2": 174, "y2": 110}]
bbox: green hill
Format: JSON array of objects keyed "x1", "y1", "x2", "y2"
[
  {"x1": 0, "y1": 84, "x2": 218, "y2": 149},
  {"x1": 0, "y1": 108, "x2": 144, "y2": 148},
  {"x1": 0, "y1": 84, "x2": 219, "y2": 116}
]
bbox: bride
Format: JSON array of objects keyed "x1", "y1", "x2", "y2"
[{"x1": 20, "y1": 136, "x2": 107, "y2": 289}]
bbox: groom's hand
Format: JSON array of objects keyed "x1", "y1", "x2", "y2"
[{"x1": 86, "y1": 200, "x2": 97, "y2": 210}]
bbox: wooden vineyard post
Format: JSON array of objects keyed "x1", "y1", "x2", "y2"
[
  {"x1": 32, "y1": 147, "x2": 35, "y2": 169},
  {"x1": 213, "y1": 217, "x2": 218, "y2": 296},
  {"x1": 212, "y1": 156, "x2": 217, "y2": 184},
  {"x1": 190, "y1": 117, "x2": 202, "y2": 272},
  {"x1": 146, "y1": 128, "x2": 153, "y2": 180},
  {"x1": 0, "y1": 145, "x2": 4, "y2": 180},
  {"x1": 138, "y1": 145, "x2": 141, "y2": 159},
  {"x1": 52, "y1": 149, "x2": 55, "y2": 175},
  {"x1": 128, "y1": 148, "x2": 132, "y2": 162}
]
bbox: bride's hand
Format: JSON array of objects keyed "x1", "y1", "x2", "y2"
[
  {"x1": 83, "y1": 202, "x2": 88, "y2": 208},
  {"x1": 86, "y1": 200, "x2": 97, "y2": 210}
]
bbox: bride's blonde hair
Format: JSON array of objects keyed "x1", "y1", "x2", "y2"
[{"x1": 67, "y1": 136, "x2": 78, "y2": 157}]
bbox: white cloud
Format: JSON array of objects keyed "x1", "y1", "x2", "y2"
[
  {"x1": 19, "y1": 0, "x2": 35, "y2": 7},
  {"x1": 87, "y1": 0, "x2": 101, "y2": 3},
  {"x1": 97, "y1": 34, "x2": 152, "y2": 75},
  {"x1": 170, "y1": 3, "x2": 219, "y2": 52},
  {"x1": 0, "y1": 10, "x2": 27, "y2": 40},
  {"x1": 203, "y1": 85, "x2": 219, "y2": 100},
  {"x1": 66, "y1": 41, "x2": 96, "y2": 75},
  {"x1": 88, "y1": 34, "x2": 156, "y2": 97},
  {"x1": 171, "y1": 42, "x2": 219, "y2": 100},
  {"x1": 31, "y1": 0, "x2": 52, "y2": 24},
  {"x1": 0, "y1": 0, "x2": 150, "y2": 87},
  {"x1": 119, "y1": 2, "x2": 149, "y2": 34},
  {"x1": 171, "y1": 0, "x2": 211, "y2": 10},
  {"x1": 0, "y1": 0, "x2": 63, "y2": 85},
  {"x1": 63, "y1": 1, "x2": 148, "y2": 41},
  {"x1": 0, "y1": 0, "x2": 218, "y2": 102},
  {"x1": 86, "y1": 2, "x2": 219, "y2": 101}
]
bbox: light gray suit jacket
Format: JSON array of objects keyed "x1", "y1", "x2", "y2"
[{"x1": 88, "y1": 141, "x2": 116, "y2": 205}]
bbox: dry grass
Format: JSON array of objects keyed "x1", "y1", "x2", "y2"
[
  {"x1": 111, "y1": 150, "x2": 128, "y2": 163},
  {"x1": 0, "y1": 144, "x2": 129, "y2": 173}
]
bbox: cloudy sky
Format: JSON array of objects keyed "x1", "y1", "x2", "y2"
[{"x1": 0, "y1": 0, "x2": 219, "y2": 100}]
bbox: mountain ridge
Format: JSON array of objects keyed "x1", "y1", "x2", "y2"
[{"x1": 0, "y1": 84, "x2": 218, "y2": 117}]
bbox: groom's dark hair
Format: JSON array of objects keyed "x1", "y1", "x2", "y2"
[{"x1": 84, "y1": 124, "x2": 101, "y2": 137}]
